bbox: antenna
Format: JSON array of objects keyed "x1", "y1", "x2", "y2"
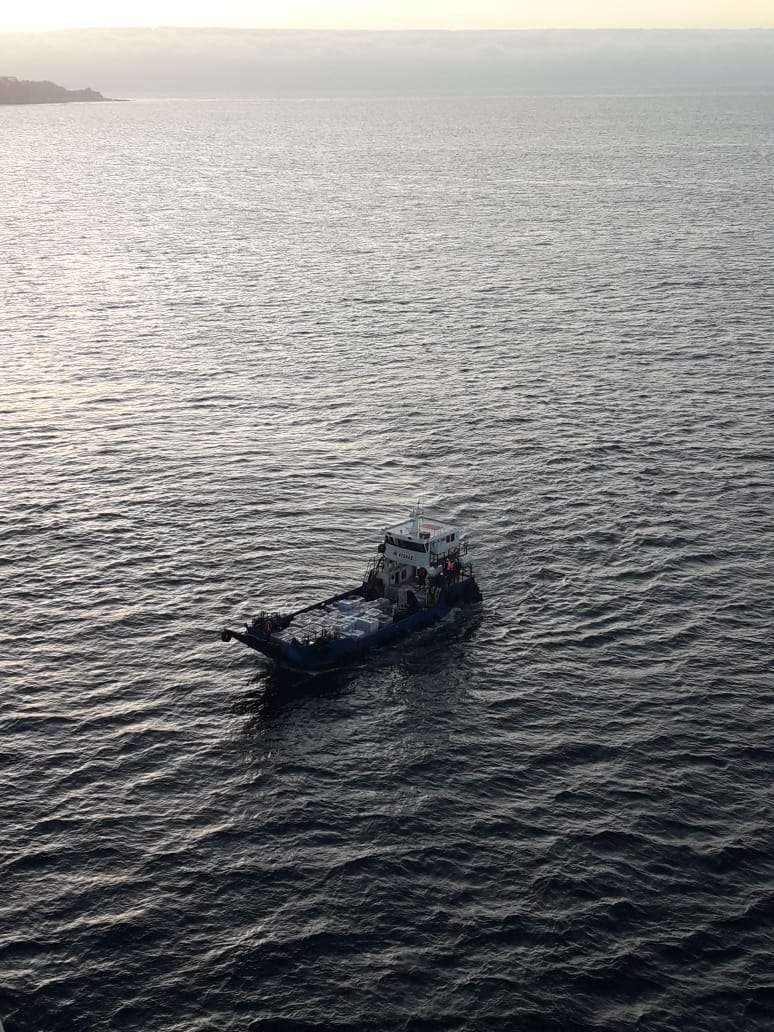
[
  {"x1": 409, "y1": 495, "x2": 425, "y2": 516},
  {"x1": 409, "y1": 495, "x2": 425, "y2": 533}
]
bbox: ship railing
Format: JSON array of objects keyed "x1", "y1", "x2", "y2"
[
  {"x1": 249, "y1": 610, "x2": 290, "y2": 636},
  {"x1": 362, "y1": 555, "x2": 386, "y2": 596},
  {"x1": 362, "y1": 553, "x2": 384, "y2": 575},
  {"x1": 428, "y1": 539, "x2": 468, "y2": 567}
]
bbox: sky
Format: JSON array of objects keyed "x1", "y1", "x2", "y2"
[
  {"x1": 4, "y1": 27, "x2": 773, "y2": 98},
  {"x1": 2, "y1": 1, "x2": 773, "y2": 32}
]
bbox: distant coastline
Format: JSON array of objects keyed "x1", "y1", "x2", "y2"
[{"x1": 0, "y1": 75, "x2": 117, "y2": 104}]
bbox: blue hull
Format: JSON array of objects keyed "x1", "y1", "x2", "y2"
[{"x1": 222, "y1": 577, "x2": 481, "y2": 673}]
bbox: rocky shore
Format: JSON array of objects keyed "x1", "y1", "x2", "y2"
[{"x1": 0, "y1": 75, "x2": 113, "y2": 104}]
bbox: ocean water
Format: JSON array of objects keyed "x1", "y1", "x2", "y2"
[{"x1": 1, "y1": 94, "x2": 773, "y2": 1031}]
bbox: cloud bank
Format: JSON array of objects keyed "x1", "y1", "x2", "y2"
[{"x1": 1, "y1": 28, "x2": 773, "y2": 98}]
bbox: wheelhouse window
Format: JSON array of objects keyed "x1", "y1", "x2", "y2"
[
  {"x1": 395, "y1": 538, "x2": 427, "y2": 553},
  {"x1": 385, "y1": 534, "x2": 428, "y2": 553}
]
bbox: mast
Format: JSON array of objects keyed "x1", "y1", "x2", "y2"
[{"x1": 409, "y1": 497, "x2": 424, "y2": 537}]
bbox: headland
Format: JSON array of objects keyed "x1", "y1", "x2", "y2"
[{"x1": 0, "y1": 75, "x2": 115, "y2": 104}]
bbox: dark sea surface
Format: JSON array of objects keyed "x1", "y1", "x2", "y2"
[{"x1": 1, "y1": 95, "x2": 773, "y2": 1031}]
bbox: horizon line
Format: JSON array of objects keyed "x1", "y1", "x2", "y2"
[{"x1": 3, "y1": 25, "x2": 774, "y2": 35}]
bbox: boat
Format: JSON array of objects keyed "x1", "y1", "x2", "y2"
[{"x1": 221, "y1": 506, "x2": 482, "y2": 673}]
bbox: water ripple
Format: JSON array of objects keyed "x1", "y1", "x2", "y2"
[{"x1": 1, "y1": 94, "x2": 773, "y2": 1032}]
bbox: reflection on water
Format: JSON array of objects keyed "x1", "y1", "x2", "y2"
[{"x1": 236, "y1": 664, "x2": 356, "y2": 723}]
